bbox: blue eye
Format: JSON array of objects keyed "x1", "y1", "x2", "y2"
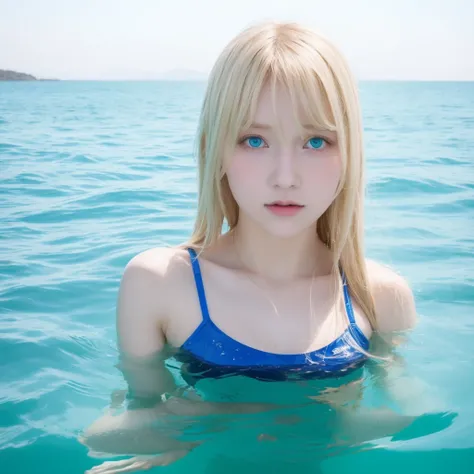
[
  {"x1": 244, "y1": 136, "x2": 265, "y2": 148},
  {"x1": 306, "y1": 137, "x2": 327, "y2": 150}
]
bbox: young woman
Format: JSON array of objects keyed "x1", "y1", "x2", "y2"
[{"x1": 80, "y1": 21, "x2": 433, "y2": 474}]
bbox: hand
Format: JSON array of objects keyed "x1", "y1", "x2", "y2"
[
  {"x1": 85, "y1": 449, "x2": 190, "y2": 474},
  {"x1": 308, "y1": 379, "x2": 364, "y2": 409}
]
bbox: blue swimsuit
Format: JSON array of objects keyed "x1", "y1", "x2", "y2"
[{"x1": 175, "y1": 248, "x2": 370, "y2": 383}]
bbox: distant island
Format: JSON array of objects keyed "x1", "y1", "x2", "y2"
[
  {"x1": 0, "y1": 69, "x2": 59, "y2": 81},
  {"x1": 0, "y1": 69, "x2": 37, "y2": 81}
]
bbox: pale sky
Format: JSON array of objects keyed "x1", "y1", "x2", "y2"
[{"x1": 1, "y1": 0, "x2": 473, "y2": 81}]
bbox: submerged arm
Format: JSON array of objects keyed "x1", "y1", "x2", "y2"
[
  {"x1": 80, "y1": 250, "x2": 184, "y2": 456},
  {"x1": 322, "y1": 262, "x2": 454, "y2": 445},
  {"x1": 366, "y1": 260, "x2": 447, "y2": 416}
]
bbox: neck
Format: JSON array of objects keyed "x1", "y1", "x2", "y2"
[{"x1": 230, "y1": 217, "x2": 333, "y2": 282}]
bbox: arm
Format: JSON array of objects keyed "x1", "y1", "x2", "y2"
[
  {"x1": 366, "y1": 259, "x2": 445, "y2": 416},
  {"x1": 328, "y1": 263, "x2": 454, "y2": 445},
  {"x1": 80, "y1": 249, "x2": 187, "y2": 455},
  {"x1": 115, "y1": 249, "x2": 178, "y2": 403}
]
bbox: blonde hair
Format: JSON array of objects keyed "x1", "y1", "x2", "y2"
[{"x1": 179, "y1": 21, "x2": 378, "y2": 330}]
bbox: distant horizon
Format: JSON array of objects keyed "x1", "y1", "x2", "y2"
[{"x1": 2, "y1": 67, "x2": 474, "y2": 83}]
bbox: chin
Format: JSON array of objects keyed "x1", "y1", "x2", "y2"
[
  {"x1": 257, "y1": 219, "x2": 317, "y2": 240},
  {"x1": 237, "y1": 205, "x2": 321, "y2": 239}
]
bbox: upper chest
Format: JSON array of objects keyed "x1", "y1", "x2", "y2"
[{"x1": 164, "y1": 256, "x2": 372, "y2": 354}]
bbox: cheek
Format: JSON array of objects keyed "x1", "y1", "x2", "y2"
[
  {"x1": 226, "y1": 154, "x2": 248, "y2": 183},
  {"x1": 307, "y1": 154, "x2": 342, "y2": 198},
  {"x1": 226, "y1": 153, "x2": 264, "y2": 197},
  {"x1": 326, "y1": 156, "x2": 342, "y2": 190}
]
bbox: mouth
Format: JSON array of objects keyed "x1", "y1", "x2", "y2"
[
  {"x1": 264, "y1": 201, "x2": 304, "y2": 208},
  {"x1": 264, "y1": 201, "x2": 305, "y2": 216}
]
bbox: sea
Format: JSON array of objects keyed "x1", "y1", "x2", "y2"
[{"x1": 1, "y1": 80, "x2": 473, "y2": 473}]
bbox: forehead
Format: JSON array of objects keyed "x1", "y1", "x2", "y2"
[
  {"x1": 253, "y1": 82, "x2": 293, "y2": 117},
  {"x1": 247, "y1": 79, "x2": 334, "y2": 132}
]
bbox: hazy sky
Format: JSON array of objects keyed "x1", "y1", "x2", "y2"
[{"x1": 1, "y1": 0, "x2": 473, "y2": 80}]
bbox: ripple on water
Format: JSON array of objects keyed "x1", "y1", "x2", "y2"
[
  {"x1": 369, "y1": 176, "x2": 466, "y2": 195},
  {"x1": 426, "y1": 198, "x2": 474, "y2": 214}
]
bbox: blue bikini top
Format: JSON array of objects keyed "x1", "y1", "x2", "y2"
[{"x1": 175, "y1": 247, "x2": 370, "y2": 383}]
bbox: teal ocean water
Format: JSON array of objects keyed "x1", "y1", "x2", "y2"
[{"x1": 1, "y1": 80, "x2": 473, "y2": 473}]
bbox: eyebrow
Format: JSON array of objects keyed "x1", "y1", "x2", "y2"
[
  {"x1": 247, "y1": 122, "x2": 272, "y2": 130},
  {"x1": 248, "y1": 122, "x2": 328, "y2": 130}
]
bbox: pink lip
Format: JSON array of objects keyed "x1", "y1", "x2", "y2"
[{"x1": 264, "y1": 202, "x2": 304, "y2": 217}]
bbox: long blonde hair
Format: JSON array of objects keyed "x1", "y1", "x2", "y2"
[{"x1": 179, "y1": 21, "x2": 377, "y2": 330}]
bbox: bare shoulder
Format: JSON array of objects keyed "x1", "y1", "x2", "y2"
[
  {"x1": 120, "y1": 246, "x2": 192, "y2": 310},
  {"x1": 117, "y1": 246, "x2": 191, "y2": 356},
  {"x1": 124, "y1": 246, "x2": 190, "y2": 278},
  {"x1": 365, "y1": 259, "x2": 418, "y2": 333}
]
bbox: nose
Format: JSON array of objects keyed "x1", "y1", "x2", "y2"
[{"x1": 269, "y1": 149, "x2": 301, "y2": 189}]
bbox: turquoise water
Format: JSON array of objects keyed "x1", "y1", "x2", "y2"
[{"x1": 1, "y1": 80, "x2": 474, "y2": 473}]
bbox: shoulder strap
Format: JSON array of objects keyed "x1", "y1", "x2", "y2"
[
  {"x1": 340, "y1": 269, "x2": 370, "y2": 349},
  {"x1": 187, "y1": 248, "x2": 211, "y2": 323},
  {"x1": 340, "y1": 270, "x2": 356, "y2": 326}
]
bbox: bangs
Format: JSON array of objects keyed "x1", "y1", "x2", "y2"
[
  {"x1": 270, "y1": 52, "x2": 338, "y2": 135},
  {"x1": 233, "y1": 45, "x2": 341, "y2": 142}
]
